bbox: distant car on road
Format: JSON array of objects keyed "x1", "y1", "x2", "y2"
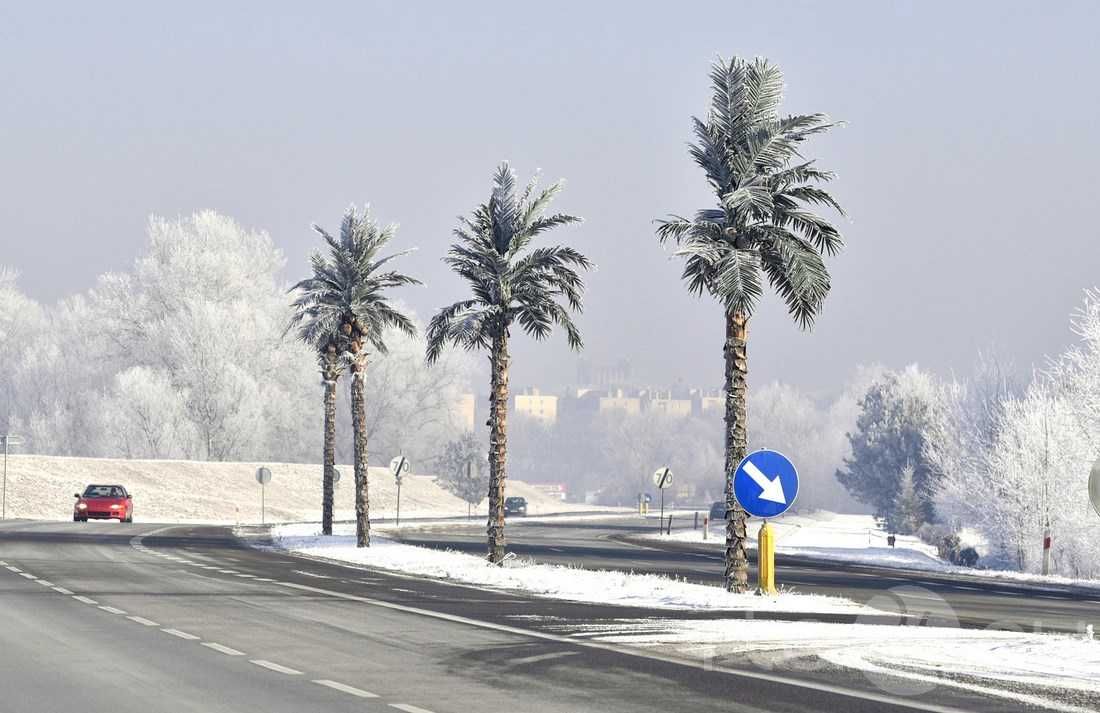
[
  {"x1": 709, "y1": 501, "x2": 727, "y2": 520},
  {"x1": 504, "y1": 496, "x2": 528, "y2": 517},
  {"x1": 74, "y1": 484, "x2": 133, "y2": 523}
]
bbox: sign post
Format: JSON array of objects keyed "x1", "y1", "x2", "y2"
[
  {"x1": 255, "y1": 467, "x2": 272, "y2": 524},
  {"x1": 390, "y1": 455, "x2": 410, "y2": 527},
  {"x1": 732, "y1": 450, "x2": 799, "y2": 596},
  {"x1": 652, "y1": 467, "x2": 673, "y2": 533},
  {"x1": 1, "y1": 435, "x2": 23, "y2": 521}
]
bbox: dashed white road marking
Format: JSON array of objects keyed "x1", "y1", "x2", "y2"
[
  {"x1": 73, "y1": 595, "x2": 98, "y2": 605},
  {"x1": 162, "y1": 628, "x2": 200, "y2": 640},
  {"x1": 36, "y1": 580, "x2": 54, "y2": 587},
  {"x1": 511, "y1": 651, "x2": 580, "y2": 665},
  {"x1": 52, "y1": 586, "x2": 73, "y2": 595},
  {"x1": 235, "y1": 573, "x2": 257, "y2": 578},
  {"x1": 99, "y1": 606, "x2": 127, "y2": 615},
  {"x1": 390, "y1": 704, "x2": 436, "y2": 713},
  {"x1": 249, "y1": 660, "x2": 301, "y2": 675},
  {"x1": 202, "y1": 642, "x2": 245, "y2": 656},
  {"x1": 218, "y1": 569, "x2": 239, "y2": 574},
  {"x1": 128, "y1": 616, "x2": 159, "y2": 626},
  {"x1": 254, "y1": 578, "x2": 277, "y2": 582},
  {"x1": 6, "y1": 565, "x2": 22, "y2": 572},
  {"x1": 312, "y1": 680, "x2": 379, "y2": 698},
  {"x1": 19, "y1": 572, "x2": 37, "y2": 580}
]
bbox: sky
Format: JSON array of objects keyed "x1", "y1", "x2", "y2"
[{"x1": 2, "y1": 1, "x2": 1099, "y2": 395}]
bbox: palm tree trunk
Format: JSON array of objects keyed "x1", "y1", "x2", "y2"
[
  {"x1": 486, "y1": 330, "x2": 510, "y2": 564},
  {"x1": 723, "y1": 308, "x2": 750, "y2": 592},
  {"x1": 350, "y1": 353, "x2": 370, "y2": 548},
  {"x1": 321, "y1": 353, "x2": 338, "y2": 536}
]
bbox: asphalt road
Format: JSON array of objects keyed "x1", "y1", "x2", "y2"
[
  {"x1": 0, "y1": 519, "x2": 1046, "y2": 713},
  {"x1": 393, "y1": 514, "x2": 1100, "y2": 635}
]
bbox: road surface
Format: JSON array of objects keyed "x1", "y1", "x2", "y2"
[{"x1": 0, "y1": 519, "x2": 1047, "y2": 713}]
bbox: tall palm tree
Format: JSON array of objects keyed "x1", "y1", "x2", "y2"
[
  {"x1": 656, "y1": 57, "x2": 845, "y2": 592},
  {"x1": 426, "y1": 162, "x2": 591, "y2": 564},
  {"x1": 289, "y1": 206, "x2": 419, "y2": 547}
]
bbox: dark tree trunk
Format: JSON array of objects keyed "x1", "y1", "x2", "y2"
[
  {"x1": 350, "y1": 350, "x2": 370, "y2": 548},
  {"x1": 321, "y1": 351, "x2": 339, "y2": 536},
  {"x1": 486, "y1": 330, "x2": 510, "y2": 564},
  {"x1": 724, "y1": 309, "x2": 750, "y2": 592}
]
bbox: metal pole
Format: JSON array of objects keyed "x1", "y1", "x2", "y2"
[
  {"x1": 659, "y1": 489, "x2": 664, "y2": 533},
  {"x1": 396, "y1": 479, "x2": 402, "y2": 527},
  {"x1": 2, "y1": 436, "x2": 7, "y2": 520},
  {"x1": 261, "y1": 482, "x2": 265, "y2": 525}
]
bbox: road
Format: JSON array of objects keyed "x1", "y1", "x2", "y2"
[
  {"x1": 0, "y1": 518, "x2": 1043, "y2": 713},
  {"x1": 392, "y1": 514, "x2": 1100, "y2": 634}
]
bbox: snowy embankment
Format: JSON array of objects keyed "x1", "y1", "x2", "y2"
[
  {"x1": 265, "y1": 522, "x2": 875, "y2": 615},
  {"x1": 3, "y1": 454, "x2": 618, "y2": 524},
  {"x1": 645, "y1": 510, "x2": 1100, "y2": 591},
  {"x1": 571, "y1": 617, "x2": 1100, "y2": 712}
]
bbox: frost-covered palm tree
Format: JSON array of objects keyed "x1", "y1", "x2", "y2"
[
  {"x1": 289, "y1": 206, "x2": 419, "y2": 547},
  {"x1": 426, "y1": 162, "x2": 590, "y2": 564},
  {"x1": 657, "y1": 57, "x2": 845, "y2": 592}
]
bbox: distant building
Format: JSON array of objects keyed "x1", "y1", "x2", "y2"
[
  {"x1": 699, "y1": 395, "x2": 724, "y2": 415},
  {"x1": 648, "y1": 390, "x2": 693, "y2": 418},
  {"x1": 454, "y1": 393, "x2": 476, "y2": 431},
  {"x1": 515, "y1": 388, "x2": 558, "y2": 424},
  {"x1": 577, "y1": 359, "x2": 632, "y2": 389},
  {"x1": 599, "y1": 388, "x2": 642, "y2": 415}
]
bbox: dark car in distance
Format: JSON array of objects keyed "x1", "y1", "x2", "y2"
[
  {"x1": 504, "y1": 496, "x2": 528, "y2": 517},
  {"x1": 709, "y1": 501, "x2": 727, "y2": 521}
]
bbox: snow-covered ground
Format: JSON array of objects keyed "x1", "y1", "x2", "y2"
[
  {"x1": 2, "y1": 454, "x2": 621, "y2": 524},
  {"x1": 554, "y1": 617, "x2": 1100, "y2": 713},
  {"x1": 263, "y1": 522, "x2": 877, "y2": 615},
  {"x1": 646, "y1": 511, "x2": 1100, "y2": 592}
]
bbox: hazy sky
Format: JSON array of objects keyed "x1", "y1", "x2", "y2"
[{"x1": 3, "y1": 2, "x2": 1098, "y2": 395}]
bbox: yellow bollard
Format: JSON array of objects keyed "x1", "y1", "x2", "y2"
[{"x1": 757, "y1": 520, "x2": 777, "y2": 596}]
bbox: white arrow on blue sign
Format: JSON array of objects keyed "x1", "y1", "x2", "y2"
[{"x1": 732, "y1": 449, "x2": 799, "y2": 519}]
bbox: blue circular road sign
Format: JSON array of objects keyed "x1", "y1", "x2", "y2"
[{"x1": 732, "y1": 449, "x2": 799, "y2": 519}]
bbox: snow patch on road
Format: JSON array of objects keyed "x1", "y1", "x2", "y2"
[{"x1": 262, "y1": 523, "x2": 877, "y2": 615}]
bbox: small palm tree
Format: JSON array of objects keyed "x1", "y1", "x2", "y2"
[
  {"x1": 427, "y1": 162, "x2": 591, "y2": 564},
  {"x1": 289, "y1": 206, "x2": 419, "y2": 547},
  {"x1": 657, "y1": 57, "x2": 845, "y2": 592}
]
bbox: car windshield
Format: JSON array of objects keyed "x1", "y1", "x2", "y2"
[
  {"x1": 506, "y1": 498, "x2": 525, "y2": 506},
  {"x1": 83, "y1": 485, "x2": 125, "y2": 498}
]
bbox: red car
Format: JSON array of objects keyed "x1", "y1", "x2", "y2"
[{"x1": 74, "y1": 484, "x2": 133, "y2": 523}]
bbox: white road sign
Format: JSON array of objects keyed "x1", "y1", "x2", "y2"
[
  {"x1": 390, "y1": 455, "x2": 410, "y2": 480},
  {"x1": 652, "y1": 466, "x2": 673, "y2": 490},
  {"x1": 255, "y1": 467, "x2": 272, "y2": 485}
]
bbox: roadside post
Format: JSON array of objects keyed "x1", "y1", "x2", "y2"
[
  {"x1": 1089, "y1": 456, "x2": 1100, "y2": 519},
  {"x1": 390, "y1": 455, "x2": 410, "y2": 526},
  {"x1": 732, "y1": 450, "x2": 799, "y2": 596},
  {"x1": 255, "y1": 467, "x2": 272, "y2": 524},
  {"x1": 1, "y1": 434, "x2": 23, "y2": 520},
  {"x1": 703, "y1": 516, "x2": 709, "y2": 540},
  {"x1": 1041, "y1": 523, "x2": 1052, "y2": 576},
  {"x1": 652, "y1": 467, "x2": 673, "y2": 533}
]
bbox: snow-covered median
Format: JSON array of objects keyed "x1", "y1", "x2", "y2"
[{"x1": 264, "y1": 523, "x2": 876, "y2": 615}]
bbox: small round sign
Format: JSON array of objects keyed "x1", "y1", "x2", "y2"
[
  {"x1": 331, "y1": 468, "x2": 341, "y2": 484},
  {"x1": 390, "y1": 455, "x2": 410, "y2": 478},
  {"x1": 652, "y1": 466, "x2": 673, "y2": 490},
  {"x1": 1090, "y1": 456, "x2": 1100, "y2": 519},
  {"x1": 255, "y1": 467, "x2": 272, "y2": 485}
]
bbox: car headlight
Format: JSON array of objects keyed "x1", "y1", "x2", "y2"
[
  {"x1": 76, "y1": 503, "x2": 87, "y2": 510},
  {"x1": 110, "y1": 504, "x2": 122, "y2": 510}
]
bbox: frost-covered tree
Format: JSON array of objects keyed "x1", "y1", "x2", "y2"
[
  {"x1": 434, "y1": 432, "x2": 489, "y2": 518},
  {"x1": 292, "y1": 207, "x2": 420, "y2": 548},
  {"x1": 890, "y1": 462, "x2": 923, "y2": 535},
  {"x1": 656, "y1": 57, "x2": 845, "y2": 592},
  {"x1": 427, "y1": 162, "x2": 591, "y2": 564},
  {"x1": 836, "y1": 366, "x2": 944, "y2": 527}
]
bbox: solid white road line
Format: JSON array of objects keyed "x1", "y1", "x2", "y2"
[
  {"x1": 99, "y1": 606, "x2": 127, "y2": 615},
  {"x1": 127, "y1": 616, "x2": 159, "y2": 626},
  {"x1": 512, "y1": 651, "x2": 580, "y2": 665},
  {"x1": 202, "y1": 642, "x2": 246, "y2": 656},
  {"x1": 249, "y1": 660, "x2": 302, "y2": 675},
  {"x1": 312, "y1": 680, "x2": 379, "y2": 698},
  {"x1": 73, "y1": 595, "x2": 98, "y2": 605},
  {"x1": 52, "y1": 586, "x2": 73, "y2": 595},
  {"x1": 390, "y1": 704, "x2": 436, "y2": 713},
  {"x1": 162, "y1": 628, "x2": 200, "y2": 640}
]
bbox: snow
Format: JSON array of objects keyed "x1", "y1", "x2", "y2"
[
  {"x1": 563, "y1": 617, "x2": 1100, "y2": 711},
  {"x1": 646, "y1": 510, "x2": 1100, "y2": 592},
  {"x1": 263, "y1": 522, "x2": 878, "y2": 615},
  {"x1": 0, "y1": 454, "x2": 624, "y2": 524}
]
